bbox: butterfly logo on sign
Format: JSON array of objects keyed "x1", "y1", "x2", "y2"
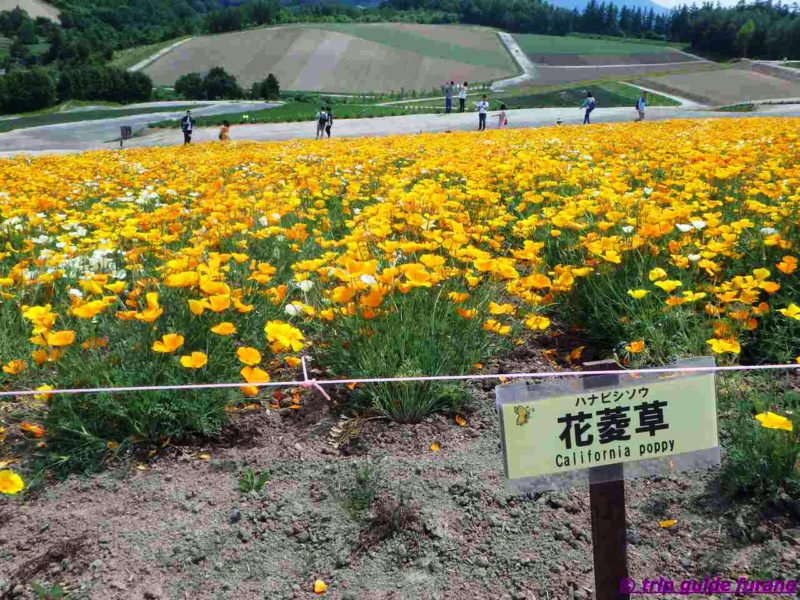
[{"x1": 513, "y1": 405, "x2": 532, "y2": 426}]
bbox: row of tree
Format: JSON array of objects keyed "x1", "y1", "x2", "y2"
[
  {"x1": 380, "y1": 0, "x2": 800, "y2": 58},
  {"x1": 174, "y1": 67, "x2": 280, "y2": 101},
  {"x1": 0, "y1": 0, "x2": 798, "y2": 114},
  {"x1": 0, "y1": 66, "x2": 152, "y2": 114}
]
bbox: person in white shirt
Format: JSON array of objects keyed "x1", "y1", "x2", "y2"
[
  {"x1": 458, "y1": 81, "x2": 468, "y2": 112},
  {"x1": 315, "y1": 106, "x2": 328, "y2": 139},
  {"x1": 476, "y1": 95, "x2": 489, "y2": 131}
]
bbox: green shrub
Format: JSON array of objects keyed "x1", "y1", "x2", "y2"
[
  {"x1": 238, "y1": 468, "x2": 270, "y2": 492},
  {"x1": 721, "y1": 388, "x2": 800, "y2": 498},
  {"x1": 42, "y1": 388, "x2": 232, "y2": 474},
  {"x1": 310, "y1": 284, "x2": 510, "y2": 423}
]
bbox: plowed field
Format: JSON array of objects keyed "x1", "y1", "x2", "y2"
[{"x1": 144, "y1": 25, "x2": 517, "y2": 93}]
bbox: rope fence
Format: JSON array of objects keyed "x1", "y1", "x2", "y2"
[{"x1": 0, "y1": 359, "x2": 797, "y2": 398}]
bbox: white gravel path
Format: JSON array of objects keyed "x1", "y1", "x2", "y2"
[{"x1": 1, "y1": 104, "x2": 798, "y2": 158}]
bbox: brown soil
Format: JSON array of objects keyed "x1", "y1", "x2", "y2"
[
  {"x1": 362, "y1": 23, "x2": 504, "y2": 52},
  {"x1": 3, "y1": 347, "x2": 799, "y2": 600},
  {"x1": 641, "y1": 68, "x2": 800, "y2": 106},
  {"x1": 531, "y1": 51, "x2": 699, "y2": 67},
  {"x1": 529, "y1": 62, "x2": 716, "y2": 87}
]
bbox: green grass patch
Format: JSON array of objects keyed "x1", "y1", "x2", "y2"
[
  {"x1": 406, "y1": 82, "x2": 678, "y2": 109},
  {"x1": 514, "y1": 33, "x2": 683, "y2": 56},
  {"x1": 28, "y1": 41, "x2": 50, "y2": 56},
  {"x1": 0, "y1": 104, "x2": 206, "y2": 133},
  {"x1": 566, "y1": 33, "x2": 688, "y2": 50},
  {"x1": 110, "y1": 36, "x2": 190, "y2": 70},
  {"x1": 782, "y1": 62, "x2": 800, "y2": 69},
  {"x1": 148, "y1": 82, "x2": 679, "y2": 128},
  {"x1": 714, "y1": 103, "x2": 757, "y2": 112},
  {"x1": 302, "y1": 23, "x2": 515, "y2": 71},
  {"x1": 718, "y1": 372, "x2": 800, "y2": 499},
  {"x1": 499, "y1": 81, "x2": 678, "y2": 108},
  {"x1": 148, "y1": 102, "x2": 441, "y2": 128}
]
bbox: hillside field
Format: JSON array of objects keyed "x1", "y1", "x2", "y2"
[
  {"x1": 639, "y1": 68, "x2": 800, "y2": 106},
  {"x1": 143, "y1": 24, "x2": 517, "y2": 94},
  {"x1": 0, "y1": 0, "x2": 59, "y2": 20},
  {"x1": 513, "y1": 33, "x2": 720, "y2": 87}
]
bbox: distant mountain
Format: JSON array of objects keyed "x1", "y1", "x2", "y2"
[{"x1": 547, "y1": 0, "x2": 671, "y2": 13}]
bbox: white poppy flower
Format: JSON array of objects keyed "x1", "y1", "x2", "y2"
[
  {"x1": 688, "y1": 254, "x2": 701, "y2": 262},
  {"x1": 691, "y1": 220, "x2": 706, "y2": 230},
  {"x1": 297, "y1": 280, "x2": 314, "y2": 292},
  {"x1": 284, "y1": 304, "x2": 301, "y2": 316},
  {"x1": 760, "y1": 227, "x2": 778, "y2": 235},
  {"x1": 621, "y1": 226, "x2": 634, "y2": 233},
  {"x1": 676, "y1": 224, "x2": 694, "y2": 233},
  {"x1": 359, "y1": 274, "x2": 377, "y2": 285}
]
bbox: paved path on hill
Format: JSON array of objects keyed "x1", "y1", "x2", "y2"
[
  {"x1": 128, "y1": 38, "x2": 193, "y2": 72},
  {"x1": 0, "y1": 101, "x2": 277, "y2": 154},
  {"x1": 491, "y1": 32, "x2": 537, "y2": 91},
  {"x1": 1, "y1": 104, "x2": 799, "y2": 158}
]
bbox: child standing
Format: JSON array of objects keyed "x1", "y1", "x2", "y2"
[
  {"x1": 495, "y1": 103, "x2": 507, "y2": 128},
  {"x1": 219, "y1": 120, "x2": 230, "y2": 141},
  {"x1": 476, "y1": 95, "x2": 489, "y2": 131}
]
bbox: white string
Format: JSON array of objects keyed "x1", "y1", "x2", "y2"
[{"x1": 1, "y1": 362, "x2": 797, "y2": 398}]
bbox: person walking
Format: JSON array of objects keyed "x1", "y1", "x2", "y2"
[
  {"x1": 476, "y1": 95, "x2": 489, "y2": 131},
  {"x1": 325, "y1": 106, "x2": 333, "y2": 139},
  {"x1": 315, "y1": 106, "x2": 328, "y2": 139},
  {"x1": 635, "y1": 91, "x2": 647, "y2": 122},
  {"x1": 495, "y1": 103, "x2": 508, "y2": 128},
  {"x1": 180, "y1": 110, "x2": 195, "y2": 145},
  {"x1": 219, "y1": 120, "x2": 230, "y2": 141},
  {"x1": 458, "y1": 81, "x2": 468, "y2": 112},
  {"x1": 441, "y1": 81, "x2": 454, "y2": 114},
  {"x1": 581, "y1": 91, "x2": 596, "y2": 124}
]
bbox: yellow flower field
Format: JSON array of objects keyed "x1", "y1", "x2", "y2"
[{"x1": 0, "y1": 117, "x2": 798, "y2": 455}]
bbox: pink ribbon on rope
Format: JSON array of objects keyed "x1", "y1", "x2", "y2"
[{"x1": 300, "y1": 356, "x2": 331, "y2": 401}]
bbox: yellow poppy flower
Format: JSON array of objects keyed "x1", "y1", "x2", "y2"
[{"x1": 180, "y1": 352, "x2": 208, "y2": 369}]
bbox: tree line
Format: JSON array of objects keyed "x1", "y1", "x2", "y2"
[
  {"x1": 0, "y1": 0, "x2": 798, "y2": 114},
  {"x1": 381, "y1": 0, "x2": 800, "y2": 58},
  {"x1": 0, "y1": 66, "x2": 151, "y2": 114},
  {"x1": 175, "y1": 68, "x2": 280, "y2": 100}
]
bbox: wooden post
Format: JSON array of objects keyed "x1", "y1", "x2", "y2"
[{"x1": 583, "y1": 360, "x2": 629, "y2": 600}]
